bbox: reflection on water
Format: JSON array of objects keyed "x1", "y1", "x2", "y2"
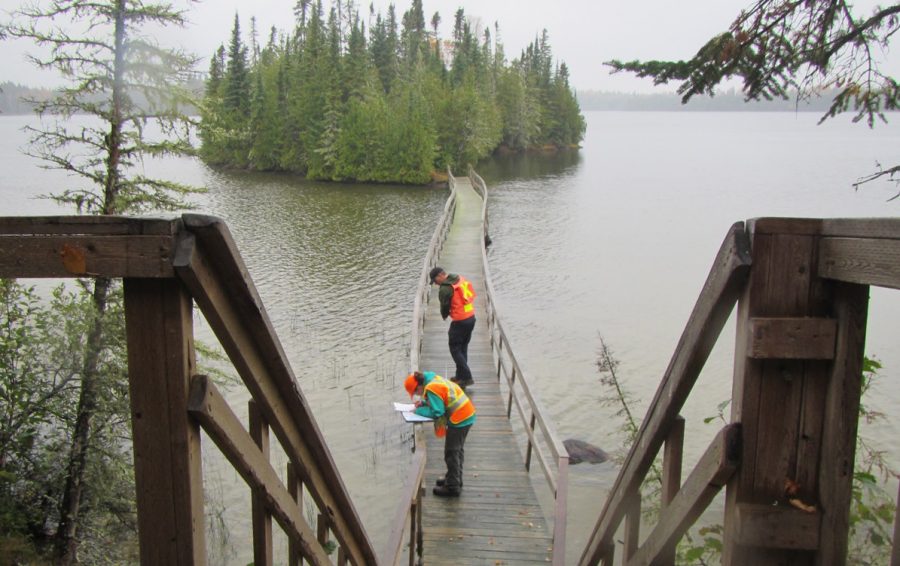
[{"x1": 477, "y1": 148, "x2": 583, "y2": 183}]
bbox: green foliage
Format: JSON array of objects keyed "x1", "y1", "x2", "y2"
[
  {"x1": 199, "y1": 2, "x2": 586, "y2": 183},
  {"x1": 0, "y1": 280, "x2": 135, "y2": 562}
]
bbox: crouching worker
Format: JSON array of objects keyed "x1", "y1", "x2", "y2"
[{"x1": 404, "y1": 371, "x2": 476, "y2": 497}]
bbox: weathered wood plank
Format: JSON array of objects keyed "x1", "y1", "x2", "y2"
[
  {"x1": 627, "y1": 424, "x2": 741, "y2": 566},
  {"x1": 580, "y1": 222, "x2": 751, "y2": 566},
  {"x1": 819, "y1": 236, "x2": 900, "y2": 290},
  {"x1": 725, "y1": 219, "x2": 852, "y2": 566},
  {"x1": 0, "y1": 215, "x2": 179, "y2": 235},
  {"x1": 734, "y1": 503, "x2": 820, "y2": 550},
  {"x1": 747, "y1": 317, "x2": 837, "y2": 360},
  {"x1": 123, "y1": 278, "x2": 205, "y2": 565},
  {"x1": 0, "y1": 234, "x2": 175, "y2": 278},
  {"x1": 815, "y1": 282, "x2": 869, "y2": 566},
  {"x1": 174, "y1": 218, "x2": 377, "y2": 565},
  {"x1": 820, "y1": 217, "x2": 900, "y2": 239},
  {"x1": 187, "y1": 375, "x2": 332, "y2": 566}
]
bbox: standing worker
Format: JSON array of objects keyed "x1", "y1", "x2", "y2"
[
  {"x1": 429, "y1": 266, "x2": 476, "y2": 388},
  {"x1": 405, "y1": 371, "x2": 476, "y2": 497}
]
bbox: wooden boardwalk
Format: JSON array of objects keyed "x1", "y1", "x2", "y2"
[{"x1": 417, "y1": 177, "x2": 554, "y2": 564}]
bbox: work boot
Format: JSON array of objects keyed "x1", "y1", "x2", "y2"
[
  {"x1": 432, "y1": 485, "x2": 461, "y2": 497},
  {"x1": 435, "y1": 477, "x2": 463, "y2": 488}
]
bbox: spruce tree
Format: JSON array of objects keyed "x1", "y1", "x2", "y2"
[{"x1": 5, "y1": 1, "x2": 200, "y2": 562}]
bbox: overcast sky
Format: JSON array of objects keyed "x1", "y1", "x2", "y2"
[{"x1": 1, "y1": 0, "x2": 897, "y2": 93}]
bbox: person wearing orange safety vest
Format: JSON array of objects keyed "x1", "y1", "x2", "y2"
[
  {"x1": 405, "y1": 371, "x2": 476, "y2": 497},
  {"x1": 428, "y1": 266, "x2": 476, "y2": 388}
]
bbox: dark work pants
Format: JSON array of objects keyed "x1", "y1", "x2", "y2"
[
  {"x1": 444, "y1": 424, "x2": 471, "y2": 490},
  {"x1": 448, "y1": 316, "x2": 475, "y2": 381}
]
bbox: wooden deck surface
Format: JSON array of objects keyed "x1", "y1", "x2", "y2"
[{"x1": 417, "y1": 177, "x2": 554, "y2": 564}]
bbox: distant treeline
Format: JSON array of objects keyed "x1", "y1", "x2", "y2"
[
  {"x1": 0, "y1": 82, "x2": 54, "y2": 115},
  {"x1": 577, "y1": 89, "x2": 847, "y2": 112},
  {"x1": 199, "y1": 0, "x2": 586, "y2": 184},
  {"x1": 0, "y1": 80, "x2": 203, "y2": 116}
]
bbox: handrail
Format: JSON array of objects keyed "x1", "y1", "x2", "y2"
[
  {"x1": 381, "y1": 446, "x2": 426, "y2": 565},
  {"x1": 176, "y1": 214, "x2": 379, "y2": 565},
  {"x1": 0, "y1": 215, "x2": 381, "y2": 565},
  {"x1": 466, "y1": 168, "x2": 570, "y2": 566},
  {"x1": 408, "y1": 169, "x2": 457, "y2": 371},
  {"x1": 579, "y1": 222, "x2": 751, "y2": 565}
]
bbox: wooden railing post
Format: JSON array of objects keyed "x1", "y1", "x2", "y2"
[
  {"x1": 123, "y1": 277, "x2": 206, "y2": 565},
  {"x1": 623, "y1": 492, "x2": 641, "y2": 563},
  {"x1": 250, "y1": 400, "x2": 273, "y2": 566},
  {"x1": 723, "y1": 219, "x2": 869, "y2": 565},
  {"x1": 892, "y1": 481, "x2": 900, "y2": 566},
  {"x1": 525, "y1": 412, "x2": 536, "y2": 471},
  {"x1": 287, "y1": 462, "x2": 304, "y2": 566}
]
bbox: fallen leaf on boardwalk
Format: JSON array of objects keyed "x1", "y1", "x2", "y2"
[
  {"x1": 528, "y1": 522, "x2": 534, "y2": 528},
  {"x1": 489, "y1": 538, "x2": 495, "y2": 545},
  {"x1": 788, "y1": 498, "x2": 816, "y2": 513},
  {"x1": 495, "y1": 493, "x2": 501, "y2": 498}
]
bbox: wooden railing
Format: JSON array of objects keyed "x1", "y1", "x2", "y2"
[
  {"x1": 408, "y1": 169, "x2": 457, "y2": 371},
  {"x1": 578, "y1": 218, "x2": 900, "y2": 565},
  {"x1": 0, "y1": 215, "x2": 379, "y2": 566},
  {"x1": 467, "y1": 168, "x2": 570, "y2": 566}
]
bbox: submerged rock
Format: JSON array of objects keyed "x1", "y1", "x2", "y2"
[{"x1": 564, "y1": 439, "x2": 609, "y2": 465}]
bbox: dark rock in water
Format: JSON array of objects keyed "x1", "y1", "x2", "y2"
[{"x1": 564, "y1": 439, "x2": 609, "y2": 465}]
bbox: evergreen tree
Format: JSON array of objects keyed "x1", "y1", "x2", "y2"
[
  {"x1": 225, "y1": 13, "x2": 251, "y2": 118},
  {"x1": 4, "y1": 1, "x2": 201, "y2": 562},
  {"x1": 206, "y1": 45, "x2": 226, "y2": 98}
]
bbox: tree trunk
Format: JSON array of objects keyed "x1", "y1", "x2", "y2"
[
  {"x1": 55, "y1": 277, "x2": 111, "y2": 565},
  {"x1": 55, "y1": 2, "x2": 126, "y2": 562}
]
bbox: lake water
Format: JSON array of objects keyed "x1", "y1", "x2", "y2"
[{"x1": 2, "y1": 110, "x2": 898, "y2": 562}]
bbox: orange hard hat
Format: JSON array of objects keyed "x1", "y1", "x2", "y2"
[{"x1": 404, "y1": 373, "x2": 419, "y2": 398}]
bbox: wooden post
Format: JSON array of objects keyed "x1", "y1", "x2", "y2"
[
  {"x1": 525, "y1": 412, "x2": 536, "y2": 471},
  {"x1": 288, "y1": 462, "x2": 304, "y2": 566},
  {"x1": 250, "y1": 400, "x2": 273, "y2": 566},
  {"x1": 623, "y1": 492, "x2": 641, "y2": 563},
  {"x1": 724, "y1": 219, "x2": 868, "y2": 565},
  {"x1": 124, "y1": 278, "x2": 205, "y2": 565},
  {"x1": 660, "y1": 415, "x2": 685, "y2": 565},
  {"x1": 892, "y1": 481, "x2": 900, "y2": 566}
]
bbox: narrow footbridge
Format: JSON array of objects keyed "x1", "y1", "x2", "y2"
[
  {"x1": 403, "y1": 171, "x2": 568, "y2": 564},
  {"x1": 2, "y1": 173, "x2": 900, "y2": 565}
]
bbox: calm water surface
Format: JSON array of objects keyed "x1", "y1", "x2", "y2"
[{"x1": 1, "y1": 111, "x2": 898, "y2": 561}]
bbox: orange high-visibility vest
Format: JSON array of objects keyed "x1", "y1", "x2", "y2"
[
  {"x1": 424, "y1": 375, "x2": 476, "y2": 429},
  {"x1": 449, "y1": 276, "x2": 476, "y2": 321}
]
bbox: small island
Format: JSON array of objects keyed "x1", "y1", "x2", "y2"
[{"x1": 198, "y1": 0, "x2": 586, "y2": 185}]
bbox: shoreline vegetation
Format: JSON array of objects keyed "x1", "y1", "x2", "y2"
[{"x1": 197, "y1": 0, "x2": 586, "y2": 185}]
